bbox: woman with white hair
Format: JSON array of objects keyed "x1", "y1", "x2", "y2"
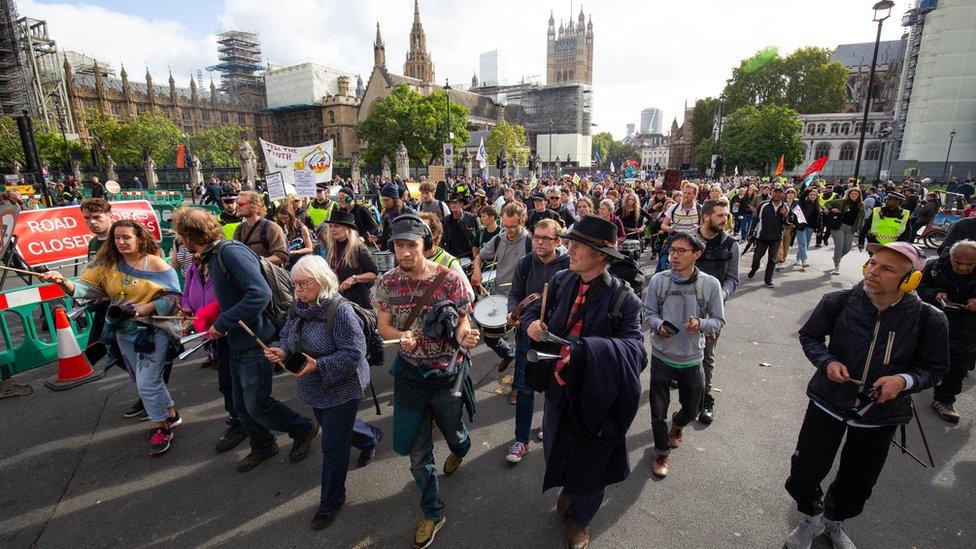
[{"x1": 264, "y1": 255, "x2": 382, "y2": 530}]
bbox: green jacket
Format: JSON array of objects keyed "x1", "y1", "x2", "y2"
[{"x1": 827, "y1": 199, "x2": 865, "y2": 234}]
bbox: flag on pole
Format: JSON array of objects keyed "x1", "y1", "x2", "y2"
[
  {"x1": 476, "y1": 137, "x2": 487, "y2": 169},
  {"x1": 734, "y1": 166, "x2": 739, "y2": 177},
  {"x1": 609, "y1": 161, "x2": 615, "y2": 173},
  {"x1": 529, "y1": 174, "x2": 538, "y2": 189},
  {"x1": 593, "y1": 147, "x2": 603, "y2": 165},
  {"x1": 775, "y1": 154, "x2": 784, "y2": 176},
  {"x1": 176, "y1": 144, "x2": 186, "y2": 169},
  {"x1": 571, "y1": 173, "x2": 580, "y2": 185},
  {"x1": 800, "y1": 156, "x2": 828, "y2": 187}
]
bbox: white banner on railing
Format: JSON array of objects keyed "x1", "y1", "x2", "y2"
[{"x1": 259, "y1": 138, "x2": 334, "y2": 192}]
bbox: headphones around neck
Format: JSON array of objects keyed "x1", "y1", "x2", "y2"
[{"x1": 390, "y1": 213, "x2": 433, "y2": 251}]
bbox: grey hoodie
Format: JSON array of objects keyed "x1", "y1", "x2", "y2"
[{"x1": 644, "y1": 268, "x2": 726, "y2": 365}]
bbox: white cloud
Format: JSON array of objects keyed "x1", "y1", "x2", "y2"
[{"x1": 21, "y1": 0, "x2": 907, "y2": 139}]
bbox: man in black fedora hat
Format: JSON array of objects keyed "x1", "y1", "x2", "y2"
[{"x1": 521, "y1": 215, "x2": 646, "y2": 549}]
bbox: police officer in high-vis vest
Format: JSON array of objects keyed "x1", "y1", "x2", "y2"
[
  {"x1": 867, "y1": 191, "x2": 911, "y2": 245},
  {"x1": 306, "y1": 182, "x2": 338, "y2": 230},
  {"x1": 218, "y1": 188, "x2": 242, "y2": 241}
]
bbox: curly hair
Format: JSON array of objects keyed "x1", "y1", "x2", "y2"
[
  {"x1": 92, "y1": 220, "x2": 161, "y2": 268},
  {"x1": 172, "y1": 207, "x2": 224, "y2": 247}
]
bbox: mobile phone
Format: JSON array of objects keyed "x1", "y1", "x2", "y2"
[
  {"x1": 661, "y1": 320, "x2": 680, "y2": 336},
  {"x1": 284, "y1": 352, "x2": 307, "y2": 374}
]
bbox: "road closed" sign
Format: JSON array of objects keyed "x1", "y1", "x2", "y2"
[{"x1": 14, "y1": 200, "x2": 162, "y2": 266}]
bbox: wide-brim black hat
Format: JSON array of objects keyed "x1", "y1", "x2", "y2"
[
  {"x1": 560, "y1": 215, "x2": 625, "y2": 260},
  {"x1": 326, "y1": 210, "x2": 357, "y2": 231}
]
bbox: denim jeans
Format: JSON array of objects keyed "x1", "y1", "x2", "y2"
[
  {"x1": 485, "y1": 334, "x2": 515, "y2": 361},
  {"x1": 738, "y1": 213, "x2": 753, "y2": 240},
  {"x1": 117, "y1": 328, "x2": 174, "y2": 422},
  {"x1": 795, "y1": 227, "x2": 812, "y2": 261},
  {"x1": 312, "y1": 399, "x2": 382, "y2": 509},
  {"x1": 229, "y1": 346, "x2": 312, "y2": 451},
  {"x1": 408, "y1": 384, "x2": 471, "y2": 521},
  {"x1": 649, "y1": 356, "x2": 703, "y2": 456},
  {"x1": 217, "y1": 338, "x2": 238, "y2": 424},
  {"x1": 512, "y1": 332, "x2": 535, "y2": 444}
]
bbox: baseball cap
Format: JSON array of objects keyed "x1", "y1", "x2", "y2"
[
  {"x1": 389, "y1": 214, "x2": 427, "y2": 242},
  {"x1": 866, "y1": 241, "x2": 927, "y2": 272}
]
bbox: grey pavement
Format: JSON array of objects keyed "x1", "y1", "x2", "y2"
[{"x1": 1, "y1": 242, "x2": 974, "y2": 549}]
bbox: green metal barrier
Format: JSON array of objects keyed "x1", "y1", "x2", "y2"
[{"x1": 0, "y1": 284, "x2": 92, "y2": 376}]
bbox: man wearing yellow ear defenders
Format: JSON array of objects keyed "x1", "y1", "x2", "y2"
[{"x1": 783, "y1": 241, "x2": 949, "y2": 549}]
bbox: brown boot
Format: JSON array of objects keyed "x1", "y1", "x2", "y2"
[
  {"x1": 668, "y1": 412, "x2": 684, "y2": 448},
  {"x1": 508, "y1": 388, "x2": 517, "y2": 405},
  {"x1": 565, "y1": 522, "x2": 590, "y2": 549},
  {"x1": 652, "y1": 454, "x2": 670, "y2": 478},
  {"x1": 556, "y1": 489, "x2": 574, "y2": 520}
]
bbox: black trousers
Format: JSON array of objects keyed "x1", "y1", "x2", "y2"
[
  {"x1": 785, "y1": 402, "x2": 897, "y2": 521},
  {"x1": 217, "y1": 338, "x2": 239, "y2": 424},
  {"x1": 934, "y1": 350, "x2": 976, "y2": 405},
  {"x1": 649, "y1": 357, "x2": 703, "y2": 455},
  {"x1": 750, "y1": 239, "x2": 778, "y2": 284}
]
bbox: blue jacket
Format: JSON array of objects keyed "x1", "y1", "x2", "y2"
[{"x1": 208, "y1": 241, "x2": 274, "y2": 350}]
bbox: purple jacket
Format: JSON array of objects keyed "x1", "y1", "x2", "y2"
[{"x1": 180, "y1": 261, "x2": 215, "y2": 312}]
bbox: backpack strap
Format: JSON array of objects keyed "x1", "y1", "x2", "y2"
[
  {"x1": 403, "y1": 269, "x2": 450, "y2": 331},
  {"x1": 656, "y1": 272, "x2": 672, "y2": 312},
  {"x1": 258, "y1": 218, "x2": 271, "y2": 251},
  {"x1": 693, "y1": 275, "x2": 706, "y2": 317},
  {"x1": 608, "y1": 282, "x2": 634, "y2": 333}
]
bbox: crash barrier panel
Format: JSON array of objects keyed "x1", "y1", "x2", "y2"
[{"x1": 0, "y1": 283, "x2": 92, "y2": 376}]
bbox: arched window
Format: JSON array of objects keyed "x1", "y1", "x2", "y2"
[
  {"x1": 800, "y1": 144, "x2": 807, "y2": 159},
  {"x1": 864, "y1": 142, "x2": 881, "y2": 161},
  {"x1": 830, "y1": 123, "x2": 840, "y2": 135},
  {"x1": 328, "y1": 110, "x2": 335, "y2": 124},
  {"x1": 807, "y1": 124, "x2": 816, "y2": 135},
  {"x1": 816, "y1": 123, "x2": 826, "y2": 135},
  {"x1": 815, "y1": 142, "x2": 831, "y2": 160},
  {"x1": 841, "y1": 123, "x2": 850, "y2": 135},
  {"x1": 865, "y1": 122, "x2": 875, "y2": 135},
  {"x1": 838, "y1": 142, "x2": 856, "y2": 161}
]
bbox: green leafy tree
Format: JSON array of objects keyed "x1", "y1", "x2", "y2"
[
  {"x1": 486, "y1": 122, "x2": 528, "y2": 166},
  {"x1": 722, "y1": 47, "x2": 786, "y2": 112},
  {"x1": 591, "y1": 131, "x2": 638, "y2": 168},
  {"x1": 0, "y1": 116, "x2": 26, "y2": 169},
  {"x1": 782, "y1": 47, "x2": 848, "y2": 114},
  {"x1": 690, "y1": 97, "x2": 721, "y2": 149},
  {"x1": 189, "y1": 125, "x2": 251, "y2": 166},
  {"x1": 591, "y1": 131, "x2": 613, "y2": 166},
  {"x1": 720, "y1": 104, "x2": 803, "y2": 172},
  {"x1": 693, "y1": 137, "x2": 716, "y2": 170},
  {"x1": 86, "y1": 110, "x2": 182, "y2": 166},
  {"x1": 357, "y1": 84, "x2": 468, "y2": 166},
  {"x1": 0, "y1": 116, "x2": 90, "y2": 171}
]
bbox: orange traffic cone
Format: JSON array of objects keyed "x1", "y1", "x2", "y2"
[{"x1": 45, "y1": 307, "x2": 105, "y2": 390}]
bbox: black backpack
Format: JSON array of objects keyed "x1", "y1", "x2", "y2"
[
  {"x1": 324, "y1": 297, "x2": 385, "y2": 367},
  {"x1": 216, "y1": 241, "x2": 294, "y2": 333}
]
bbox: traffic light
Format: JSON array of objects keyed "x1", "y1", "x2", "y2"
[{"x1": 714, "y1": 155, "x2": 724, "y2": 175}]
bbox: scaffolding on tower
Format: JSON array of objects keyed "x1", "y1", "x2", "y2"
[{"x1": 207, "y1": 29, "x2": 264, "y2": 107}]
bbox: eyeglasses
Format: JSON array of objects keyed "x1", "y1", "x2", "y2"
[
  {"x1": 502, "y1": 223, "x2": 521, "y2": 231},
  {"x1": 669, "y1": 247, "x2": 694, "y2": 256},
  {"x1": 533, "y1": 235, "x2": 558, "y2": 243},
  {"x1": 293, "y1": 279, "x2": 315, "y2": 290},
  {"x1": 221, "y1": 199, "x2": 237, "y2": 204}
]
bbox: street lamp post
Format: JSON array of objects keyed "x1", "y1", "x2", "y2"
[
  {"x1": 853, "y1": 0, "x2": 894, "y2": 184},
  {"x1": 444, "y1": 79, "x2": 452, "y2": 178},
  {"x1": 712, "y1": 93, "x2": 726, "y2": 178},
  {"x1": 942, "y1": 128, "x2": 956, "y2": 181},
  {"x1": 875, "y1": 125, "x2": 892, "y2": 184}
]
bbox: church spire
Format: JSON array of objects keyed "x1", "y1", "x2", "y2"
[
  {"x1": 404, "y1": 0, "x2": 434, "y2": 82},
  {"x1": 373, "y1": 21, "x2": 386, "y2": 68}
]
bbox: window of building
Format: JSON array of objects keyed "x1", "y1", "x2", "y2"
[
  {"x1": 865, "y1": 122, "x2": 875, "y2": 135},
  {"x1": 110, "y1": 102, "x2": 122, "y2": 115},
  {"x1": 815, "y1": 143, "x2": 831, "y2": 159},
  {"x1": 238, "y1": 113, "x2": 246, "y2": 124},
  {"x1": 816, "y1": 123, "x2": 826, "y2": 135},
  {"x1": 838, "y1": 142, "x2": 856, "y2": 161},
  {"x1": 807, "y1": 124, "x2": 816, "y2": 135},
  {"x1": 328, "y1": 110, "x2": 335, "y2": 124},
  {"x1": 182, "y1": 110, "x2": 190, "y2": 120},
  {"x1": 841, "y1": 123, "x2": 850, "y2": 135},
  {"x1": 830, "y1": 123, "x2": 839, "y2": 135},
  {"x1": 202, "y1": 110, "x2": 211, "y2": 122},
  {"x1": 864, "y1": 142, "x2": 881, "y2": 161},
  {"x1": 220, "y1": 111, "x2": 229, "y2": 123}
]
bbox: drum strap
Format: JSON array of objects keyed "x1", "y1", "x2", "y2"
[{"x1": 404, "y1": 270, "x2": 449, "y2": 331}]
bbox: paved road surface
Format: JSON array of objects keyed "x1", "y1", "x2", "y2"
[{"x1": 1, "y1": 243, "x2": 973, "y2": 548}]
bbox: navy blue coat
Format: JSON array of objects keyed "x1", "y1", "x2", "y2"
[{"x1": 521, "y1": 269, "x2": 646, "y2": 494}]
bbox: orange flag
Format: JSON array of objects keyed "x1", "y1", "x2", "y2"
[
  {"x1": 176, "y1": 143, "x2": 186, "y2": 169},
  {"x1": 775, "y1": 154, "x2": 784, "y2": 177}
]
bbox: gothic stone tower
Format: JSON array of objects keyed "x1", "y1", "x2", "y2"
[
  {"x1": 403, "y1": 0, "x2": 435, "y2": 83},
  {"x1": 546, "y1": 8, "x2": 593, "y2": 85}
]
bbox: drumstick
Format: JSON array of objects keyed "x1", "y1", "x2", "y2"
[
  {"x1": 382, "y1": 338, "x2": 405, "y2": 345},
  {"x1": 0, "y1": 265, "x2": 41, "y2": 277},
  {"x1": 237, "y1": 320, "x2": 287, "y2": 368},
  {"x1": 152, "y1": 315, "x2": 197, "y2": 321},
  {"x1": 539, "y1": 282, "x2": 550, "y2": 322}
]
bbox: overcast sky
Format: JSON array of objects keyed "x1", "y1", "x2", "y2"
[{"x1": 21, "y1": 0, "x2": 907, "y2": 140}]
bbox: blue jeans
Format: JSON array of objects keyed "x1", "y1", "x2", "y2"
[
  {"x1": 485, "y1": 334, "x2": 514, "y2": 361},
  {"x1": 117, "y1": 328, "x2": 174, "y2": 422},
  {"x1": 738, "y1": 213, "x2": 753, "y2": 240},
  {"x1": 512, "y1": 333, "x2": 535, "y2": 444},
  {"x1": 217, "y1": 338, "x2": 238, "y2": 424},
  {"x1": 230, "y1": 346, "x2": 312, "y2": 451},
  {"x1": 313, "y1": 399, "x2": 382, "y2": 509},
  {"x1": 795, "y1": 227, "x2": 813, "y2": 261},
  {"x1": 408, "y1": 384, "x2": 471, "y2": 521}
]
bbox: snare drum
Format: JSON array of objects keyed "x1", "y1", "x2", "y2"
[
  {"x1": 372, "y1": 250, "x2": 395, "y2": 273},
  {"x1": 459, "y1": 257, "x2": 473, "y2": 276},
  {"x1": 481, "y1": 269, "x2": 497, "y2": 291},
  {"x1": 472, "y1": 296, "x2": 510, "y2": 338}
]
